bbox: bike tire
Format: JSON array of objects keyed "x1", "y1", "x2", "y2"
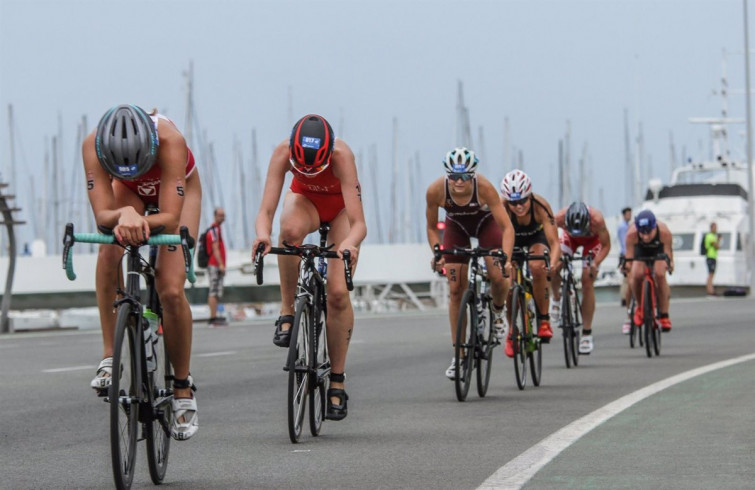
[
  {"x1": 146, "y1": 322, "x2": 172, "y2": 484},
  {"x1": 529, "y1": 335, "x2": 542, "y2": 386},
  {"x1": 476, "y1": 297, "x2": 494, "y2": 398},
  {"x1": 511, "y1": 288, "x2": 527, "y2": 390},
  {"x1": 110, "y1": 304, "x2": 140, "y2": 490},
  {"x1": 454, "y1": 290, "x2": 476, "y2": 401},
  {"x1": 629, "y1": 299, "x2": 637, "y2": 348},
  {"x1": 569, "y1": 285, "x2": 580, "y2": 367},
  {"x1": 287, "y1": 296, "x2": 310, "y2": 443},
  {"x1": 309, "y1": 297, "x2": 328, "y2": 437},
  {"x1": 560, "y1": 280, "x2": 573, "y2": 368},
  {"x1": 643, "y1": 281, "x2": 654, "y2": 358}
]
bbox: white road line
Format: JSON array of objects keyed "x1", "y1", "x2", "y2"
[
  {"x1": 43, "y1": 365, "x2": 94, "y2": 373},
  {"x1": 195, "y1": 351, "x2": 236, "y2": 358},
  {"x1": 478, "y1": 352, "x2": 755, "y2": 490}
]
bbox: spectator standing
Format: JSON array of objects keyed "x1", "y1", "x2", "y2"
[
  {"x1": 704, "y1": 222, "x2": 721, "y2": 296},
  {"x1": 207, "y1": 207, "x2": 227, "y2": 326},
  {"x1": 617, "y1": 207, "x2": 632, "y2": 308}
]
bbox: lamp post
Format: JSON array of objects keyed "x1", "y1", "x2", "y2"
[{"x1": 743, "y1": 0, "x2": 755, "y2": 291}]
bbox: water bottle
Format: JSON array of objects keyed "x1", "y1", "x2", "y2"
[
  {"x1": 318, "y1": 257, "x2": 328, "y2": 277},
  {"x1": 143, "y1": 308, "x2": 158, "y2": 372},
  {"x1": 217, "y1": 303, "x2": 226, "y2": 321},
  {"x1": 525, "y1": 292, "x2": 536, "y2": 332}
]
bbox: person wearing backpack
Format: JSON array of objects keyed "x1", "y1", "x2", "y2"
[
  {"x1": 704, "y1": 222, "x2": 722, "y2": 296},
  {"x1": 206, "y1": 207, "x2": 227, "y2": 325}
]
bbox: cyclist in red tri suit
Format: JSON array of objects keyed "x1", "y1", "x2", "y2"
[
  {"x1": 426, "y1": 148, "x2": 514, "y2": 380},
  {"x1": 82, "y1": 104, "x2": 201, "y2": 440},
  {"x1": 622, "y1": 209, "x2": 675, "y2": 331},
  {"x1": 252, "y1": 114, "x2": 367, "y2": 421},
  {"x1": 499, "y1": 170, "x2": 561, "y2": 357},
  {"x1": 551, "y1": 201, "x2": 611, "y2": 354}
]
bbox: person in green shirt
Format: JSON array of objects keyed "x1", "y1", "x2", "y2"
[{"x1": 704, "y1": 222, "x2": 722, "y2": 296}]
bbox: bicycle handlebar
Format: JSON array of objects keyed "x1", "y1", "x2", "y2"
[
  {"x1": 253, "y1": 242, "x2": 354, "y2": 291},
  {"x1": 620, "y1": 253, "x2": 672, "y2": 274},
  {"x1": 62, "y1": 222, "x2": 197, "y2": 283},
  {"x1": 432, "y1": 244, "x2": 509, "y2": 277}
]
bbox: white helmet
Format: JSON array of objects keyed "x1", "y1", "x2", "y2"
[
  {"x1": 443, "y1": 147, "x2": 479, "y2": 174},
  {"x1": 500, "y1": 169, "x2": 532, "y2": 201}
]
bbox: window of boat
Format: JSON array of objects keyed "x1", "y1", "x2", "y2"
[
  {"x1": 671, "y1": 233, "x2": 694, "y2": 251},
  {"x1": 737, "y1": 233, "x2": 743, "y2": 251},
  {"x1": 719, "y1": 232, "x2": 731, "y2": 251}
]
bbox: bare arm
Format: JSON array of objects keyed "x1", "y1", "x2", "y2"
[
  {"x1": 252, "y1": 140, "x2": 289, "y2": 254},
  {"x1": 536, "y1": 195, "x2": 560, "y2": 270},
  {"x1": 592, "y1": 211, "x2": 611, "y2": 267},
  {"x1": 425, "y1": 177, "x2": 445, "y2": 249},
  {"x1": 331, "y1": 140, "x2": 367, "y2": 257}
]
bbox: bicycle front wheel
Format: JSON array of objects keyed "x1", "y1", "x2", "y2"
[
  {"x1": 454, "y1": 290, "x2": 476, "y2": 401},
  {"x1": 643, "y1": 281, "x2": 655, "y2": 358},
  {"x1": 511, "y1": 289, "x2": 527, "y2": 390},
  {"x1": 529, "y1": 335, "x2": 542, "y2": 386},
  {"x1": 146, "y1": 321, "x2": 172, "y2": 484},
  {"x1": 476, "y1": 297, "x2": 494, "y2": 398},
  {"x1": 287, "y1": 296, "x2": 310, "y2": 443},
  {"x1": 560, "y1": 281, "x2": 575, "y2": 368},
  {"x1": 110, "y1": 304, "x2": 140, "y2": 490},
  {"x1": 309, "y1": 297, "x2": 328, "y2": 437}
]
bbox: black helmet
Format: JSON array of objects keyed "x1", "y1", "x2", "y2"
[
  {"x1": 565, "y1": 201, "x2": 590, "y2": 236},
  {"x1": 289, "y1": 114, "x2": 334, "y2": 175},
  {"x1": 95, "y1": 104, "x2": 158, "y2": 180}
]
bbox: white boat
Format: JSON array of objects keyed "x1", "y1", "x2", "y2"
[{"x1": 640, "y1": 127, "x2": 752, "y2": 289}]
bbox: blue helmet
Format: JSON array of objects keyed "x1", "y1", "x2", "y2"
[{"x1": 634, "y1": 209, "x2": 657, "y2": 234}]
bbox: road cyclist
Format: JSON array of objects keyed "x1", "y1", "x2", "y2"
[
  {"x1": 551, "y1": 201, "x2": 611, "y2": 355},
  {"x1": 426, "y1": 147, "x2": 514, "y2": 381}
]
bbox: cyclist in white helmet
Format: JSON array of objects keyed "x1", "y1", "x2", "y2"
[
  {"x1": 426, "y1": 148, "x2": 514, "y2": 380},
  {"x1": 499, "y1": 169, "x2": 560, "y2": 358}
]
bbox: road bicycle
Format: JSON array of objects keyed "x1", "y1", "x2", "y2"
[
  {"x1": 622, "y1": 254, "x2": 671, "y2": 358},
  {"x1": 433, "y1": 245, "x2": 507, "y2": 401},
  {"x1": 63, "y1": 222, "x2": 195, "y2": 490},
  {"x1": 253, "y1": 224, "x2": 353, "y2": 443},
  {"x1": 557, "y1": 252, "x2": 593, "y2": 369},
  {"x1": 509, "y1": 247, "x2": 550, "y2": 390}
]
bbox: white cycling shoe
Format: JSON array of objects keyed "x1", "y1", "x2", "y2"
[
  {"x1": 90, "y1": 357, "x2": 113, "y2": 392},
  {"x1": 579, "y1": 335, "x2": 594, "y2": 355},
  {"x1": 493, "y1": 309, "x2": 508, "y2": 340},
  {"x1": 171, "y1": 396, "x2": 199, "y2": 441}
]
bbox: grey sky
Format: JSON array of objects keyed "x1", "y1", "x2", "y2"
[{"x1": 0, "y1": 0, "x2": 750, "y2": 249}]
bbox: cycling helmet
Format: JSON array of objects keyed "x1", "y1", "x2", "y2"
[
  {"x1": 500, "y1": 169, "x2": 532, "y2": 201},
  {"x1": 443, "y1": 147, "x2": 479, "y2": 174},
  {"x1": 95, "y1": 104, "x2": 158, "y2": 180},
  {"x1": 565, "y1": 201, "x2": 591, "y2": 236},
  {"x1": 289, "y1": 114, "x2": 335, "y2": 175},
  {"x1": 634, "y1": 209, "x2": 657, "y2": 234}
]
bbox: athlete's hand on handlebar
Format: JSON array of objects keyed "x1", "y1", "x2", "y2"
[
  {"x1": 114, "y1": 207, "x2": 150, "y2": 246},
  {"x1": 338, "y1": 243, "x2": 359, "y2": 264},
  {"x1": 251, "y1": 236, "x2": 272, "y2": 259}
]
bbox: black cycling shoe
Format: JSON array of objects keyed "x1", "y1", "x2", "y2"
[
  {"x1": 325, "y1": 388, "x2": 349, "y2": 421},
  {"x1": 272, "y1": 315, "x2": 294, "y2": 347}
]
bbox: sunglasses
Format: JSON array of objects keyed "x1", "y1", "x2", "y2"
[
  {"x1": 289, "y1": 158, "x2": 329, "y2": 176},
  {"x1": 448, "y1": 173, "x2": 474, "y2": 182},
  {"x1": 508, "y1": 197, "x2": 529, "y2": 207}
]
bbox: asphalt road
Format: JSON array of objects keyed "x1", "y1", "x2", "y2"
[{"x1": 1, "y1": 295, "x2": 753, "y2": 489}]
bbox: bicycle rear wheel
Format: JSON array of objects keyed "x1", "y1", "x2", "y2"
[
  {"x1": 287, "y1": 296, "x2": 310, "y2": 443},
  {"x1": 511, "y1": 289, "x2": 527, "y2": 390},
  {"x1": 476, "y1": 297, "x2": 494, "y2": 398},
  {"x1": 110, "y1": 304, "x2": 140, "y2": 490},
  {"x1": 146, "y1": 321, "x2": 172, "y2": 484},
  {"x1": 643, "y1": 281, "x2": 655, "y2": 358},
  {"x1": 454, "y1": 289, "x2": 476, "y2": 401},
  {"x1": 309, "y1": 298, "x2": 328, "y2": 437}
]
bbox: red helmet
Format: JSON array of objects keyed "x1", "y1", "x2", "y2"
[{"x1": 289, "y1": 114, "x2": 334, "y2": 175}]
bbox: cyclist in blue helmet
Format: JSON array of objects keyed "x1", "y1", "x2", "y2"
[{"x1": 622, "y1": 209, "x2": 675, "y2": 332}]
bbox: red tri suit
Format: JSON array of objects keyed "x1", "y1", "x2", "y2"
[
  {"x1": 118, "y1": 114, "x2": 196, "y2": 204},
  {"x1": 290, "y1": 163, "x2": 345, "y2": 223}
]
